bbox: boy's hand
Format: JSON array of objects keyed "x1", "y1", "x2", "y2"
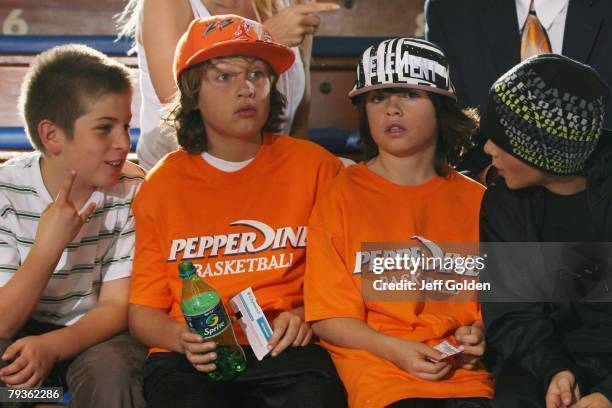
[
  {"x1": 268, "y1": 307, "x2": 312, "y2": 357},
  {"x1": 178, "y1": 325, "x2": 217, "y2": 373},
  {"x1": 386, "y1": 337, "x2": 452, "y2": 381},
  {"x1": 263, "y1": 2, "x2": 340, "y2": 47},
  {"x1": 0, "y1": 335, "x2": 59, "y2": 387},
  {"x1": 35, "y1": 170, "x2": 96, "y2": 259},
  {"x1": 547, "y1": 370, "x2": 581, "y2": 408},
  {"x1": 454, "y1": 321, "x2": 485, "y2": 370},
  {"x1": 571, "y1": 393, "x2": 612, "y2": 408}
]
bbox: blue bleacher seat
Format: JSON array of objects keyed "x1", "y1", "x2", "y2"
[
  {"x1": 0, "y1": 127, "x2": 140, "y2": 151},
  {"x1": 0, "y1": 34, "x2": 368, "y2": 156},
  {"x1": 0, "y1": 127, "x2": 361, "y2": 155}
]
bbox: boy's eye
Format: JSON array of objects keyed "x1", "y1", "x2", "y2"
[
  {"x1": 248, "y1": 69, "x2": 266, "y2": 80},
  {"x1": 370, "y1": 93, "x2": 386, "y2": 103},
  {"x1": 404, "y1": 90, "x2": 420, "y2": 98},
  {"x1": 95, "y1": 125, "x2": 113, "y2": 133},
  {"x1": 217, "y1": 73, "x2": 231, "y2": 81}
]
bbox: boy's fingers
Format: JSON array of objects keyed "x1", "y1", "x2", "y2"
[
  {"x1": 79, "y1": 202, "x2": 97, "y2": 222},
  {"x1": 181, "y1": 330, "x2": 204, "y2": 343},
  {"x1": 55, "y1": 170, "x2": 76, "y2": 203},
  {"x1": 301, "y1": 330, "x2": 313, "y2": 346},
  {"x1": 193, "y1": 363, "x2": 216, "y2": 373},
  {"x1": 419, "y1": 345, "x2": 445, "y2": 362},
  {"x1": 461, "y1": 345, "x2": 484, "y2": 356},
  {"x1": 455, "y1": 326, "x2": 472, "y2": 337},
  {"x1": 457, "y1": 333, "x2": 480, "y2": 344},
  {"x1": 546, "y1": 392, "x2": 561, "y2": 408},
  {"x1": 0, "y1": 356, "x2": 27, "y2": 377},
  {"x1": 185, "y1": 341, "x2": 216, "y2": 355},
  {"x1": 292, "y1": 324, "x2": 310, "y2": 347},
  {"x1": 188, "y1": 351, "x2": 217, "y2": 365},
  {"x1": 417, "y1": 363, "x2": 452, "y2": 381},
  {"x1": 268, "y1": 315, "x2": 289, "y2": 349},
  {"x1": 21, "y1": 373, "x2": 42, "y2": 388},
  {"x1": 1, "y1": 341, "x2": 22, "y2": 361},
  {"x1": 558, "y1": 378, "x2": 574, "y2": 405},
  {"x1": 412, "y1": 358, "x2": 449, "y2": 374},
  {"x1": 271, "y1": 321, "x2": 299, "y2": 356},
  {"x1": 3, "y1": 364, "x2": 34, "y2": 387}
]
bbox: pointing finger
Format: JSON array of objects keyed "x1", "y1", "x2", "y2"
[{"x1": 293, "y1": 2, "x2": 340, "y2": 14}]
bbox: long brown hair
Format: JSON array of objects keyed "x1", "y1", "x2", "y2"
[{"x1": 352, "y1": 90, "x2": 479, "y2": 177}]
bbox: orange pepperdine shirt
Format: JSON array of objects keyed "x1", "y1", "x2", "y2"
[
  {"x1": 305, "y1": 163, "x2": 493, "y2": 407},
  {"x1": 130, "y1": 134, "x2": 342, "y2": 352}
]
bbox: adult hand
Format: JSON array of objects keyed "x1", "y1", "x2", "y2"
[
  {"x1": 268, "y1": 307, "x2": 312, "y2": 357},
  {"x1": 0, "y1": 335, "x2": 59, "y2": 387},
  {"x1": 34, "y1": 170, "x2": 96, "y2": 259},
  {"x1": 455, "y1": 321, "x2": 485, "y2": 370},
  {"x1": 179, "y1": 325, "x2": 217, "y2": 373},
  {"x1": 547, "y1": 370, "x2": 581, "y2": 408},
  {"x1": 385, "y1": 337, "x2": 452, "y2": 381},
  {"x1": 263, "y1": 2, "x2": 339, "y2": 47}
]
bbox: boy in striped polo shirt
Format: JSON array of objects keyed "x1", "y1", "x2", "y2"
[{"x1": 0, "y1": 44, "x2": 146, "y2": 408}]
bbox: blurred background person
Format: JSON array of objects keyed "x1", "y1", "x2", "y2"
[
  {"x1": 117, "y1": 0, "x2": 339, "y2": 170},
  {"x1": 425, "y1": 0, "x2": 612, "y2": 183}
]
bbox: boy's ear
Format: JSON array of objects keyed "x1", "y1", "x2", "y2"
[{"x1": 37, "y1": 120, "x2": 65, "y2": 154}]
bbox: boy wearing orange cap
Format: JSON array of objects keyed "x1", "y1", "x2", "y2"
[{"x1": 128, "y1": 15, "x2": 345, "y2": 408}]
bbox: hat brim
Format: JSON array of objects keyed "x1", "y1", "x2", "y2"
[
  {"x1": 348, "y1": 83, "x2": 457, "y2": 101},
  {"x1": 180, "y1": 41, "x2": 295, "y2": 77}
]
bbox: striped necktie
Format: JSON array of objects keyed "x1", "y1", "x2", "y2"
[{"x1": 520, "y1": 0, "x2": 552, "y2": 60}]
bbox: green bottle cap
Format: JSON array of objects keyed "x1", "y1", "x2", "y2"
[{"x1": 178, "y1": 261, "x2": 196, "y2": 278}]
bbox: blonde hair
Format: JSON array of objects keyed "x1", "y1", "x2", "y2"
[
  {"x1": 115, "y1": 0, "x2": 141, "y2": 39},
  {"x1": 116, "y1": 0, "x2": 287, "y2": 39},
  {"x1": 251, "y1": 0, "x2": 285, "y2": 22}
]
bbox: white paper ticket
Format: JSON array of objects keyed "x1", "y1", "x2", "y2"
[
  {"x1": 230, "y1": 287, "x2": 273, "y2": 361},
  {"x1": 432, "y1": 341, "x2": 463, "y2": 360}
]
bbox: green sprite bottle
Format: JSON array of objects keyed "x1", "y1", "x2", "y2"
[{"x1": 179, "y1": 261, "x2": 246, "y2": 380}]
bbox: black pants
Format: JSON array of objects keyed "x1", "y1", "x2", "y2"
[
  {"x1": 143, "y1": 344, "x2": 347, "y2": 408},
  {"x1": 387, "y1": 398, "x2": 491, "y2": 408}
]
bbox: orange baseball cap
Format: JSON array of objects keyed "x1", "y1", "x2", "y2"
[{"x1": 174, "y1": 14, "x2": 295, "y2": 82}]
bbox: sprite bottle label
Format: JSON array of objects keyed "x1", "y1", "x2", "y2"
[{"x1": 184, "y1": 300, "x2": 229, "y2": 339}]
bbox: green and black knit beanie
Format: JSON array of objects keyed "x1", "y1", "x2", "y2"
[{"x1": 481, "y1": 54, "x2": 609, "y2": 175}]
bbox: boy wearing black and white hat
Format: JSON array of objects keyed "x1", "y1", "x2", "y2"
[
  {"x1": 304, "y1": 37, "x2": 494, "y2": 408},
  {"x1": 480, "y1": 54, "x2": 612, "y2": 408}
]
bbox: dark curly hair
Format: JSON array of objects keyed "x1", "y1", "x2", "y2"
[
  {"x1": 352, "y1": 89, "x2": 479, "y2": 177},
  {"x1": 165, "y1": 57, "x2": 286, "y2": 154}
]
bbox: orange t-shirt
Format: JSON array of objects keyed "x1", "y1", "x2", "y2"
[
  {"x1": 130, "y1": 134, "x2": 342, "y2": 353},
  {"x1": 305, "y1": 163, "x2": 493, "y2": 407}
]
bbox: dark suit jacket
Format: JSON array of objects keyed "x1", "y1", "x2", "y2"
[{"x1": 425, "y1": 0, "x2": 612, "y2": 128}]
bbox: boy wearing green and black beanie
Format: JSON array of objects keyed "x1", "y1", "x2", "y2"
[{"x1": 479, "y1": 53, "x2": 612, "y2": 408}]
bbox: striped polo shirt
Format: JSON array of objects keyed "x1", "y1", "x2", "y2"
[{"x1": 0, "y1": 152, "x2": 145, "y2": 326}]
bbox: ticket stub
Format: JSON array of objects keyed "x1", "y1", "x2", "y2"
[
  {"x1": 230, "y1": 287, "x2": 273, "y2": 361},
  {"x1": 431, "y1": 341, "x2": 463, "y2": 362}
]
